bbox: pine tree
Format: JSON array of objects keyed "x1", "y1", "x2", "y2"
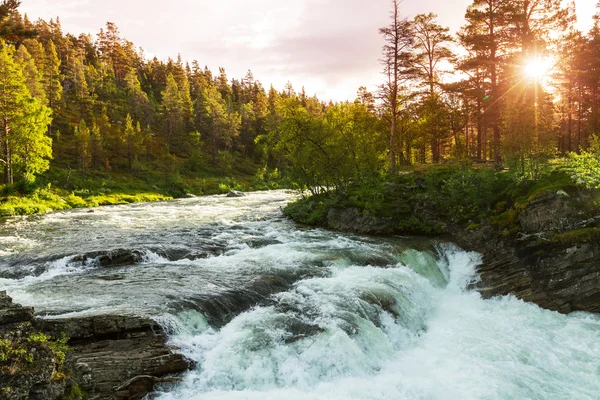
[
  {"x1": 73, "y1": 119, "x2": 90, "y2": 174},
  {"x1": 459, "y1": 0, "x2": 515, "y2": 163},
  {"x1": 0, "y1": 41, "x2": 52, "y2": 183},
  {"x1": 43, "y1": 39, "x2": 62, "y2": 110},
  {"x1": 161, "y1": 73, "x2": 183, "y2": 152},
  {"x1": 411, "y1": 13, "x2": 454, "y2": 162},
  {"x1": 379, "y1": 0, "x2": 413, "y2": 172},
  {"x1": 14, "y1": 44, "x2": 46, "y2": 102}
]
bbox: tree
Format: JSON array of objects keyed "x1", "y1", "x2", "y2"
[
  {"x1": 379, "y1": 0, "x2": 413, "y2": 173},
  {"x1": 0, "y1": 0, "x2": 37, "y2": 45},
  {"x1": 0, "y1": 42, "x2": 52, "y2": 183},
  {"x1": 73, "y1": 119, "x2": 90, "y2": 174},
  {"x1": 125, "y1": 68, "x2": 152, "y2": 125},
  {"x1": 459, "y1": 0, "x2": 515, "y2": 164},
  {"x1": 411, "y1": 13, "x2": 454, "y2": 162},
  {"x1": 14, "y1": 44, "x2": 45, "y2": 102},
  {"x1": 42, "y1": 39, "x2": 62, "y2": 110},
  {"x1": 195, "y1": 84, "x2": 240, "y2": 167},
  {"x1": 161, "y1": 73, "x2": 183, "y2": 152},
  {"x1": 123, "y1": 114, "x2": 143, "y2": 170}
]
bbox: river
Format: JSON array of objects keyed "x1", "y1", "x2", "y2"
[{"x1": 1, "y1": 190, "x2": 599, "y2": 399}]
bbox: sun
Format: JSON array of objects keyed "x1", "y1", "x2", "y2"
[{"x1": 524, "y1": 58, "x2": 552, "y2": 79}]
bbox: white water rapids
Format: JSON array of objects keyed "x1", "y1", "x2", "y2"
[{"x1": 0, "y1": 190, "x2": 598, "y2": 399}]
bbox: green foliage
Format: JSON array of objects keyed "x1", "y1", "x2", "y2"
[
  {"x1": 491, "y1": 210, "x2": 518, "y2": 232},
  {"x1": 562, "y1": 137, "x2": 600, "y2": 189},
  {"x1": 1, "y1": 331, "x2": 68, "y2": 379},
  {"x1": 283, "y1": 194, "x2": 339, "y2": 226},
  {"x1": 0, "y1": 40, "x2": 53, "y2": 184},
  {"x1": 553, "y1": 228, "x2": 600, "y2": 247}
]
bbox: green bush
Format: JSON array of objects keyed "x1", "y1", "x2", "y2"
[{"x1": 562, "y1": 138, "x2": 600, "y2": 189}]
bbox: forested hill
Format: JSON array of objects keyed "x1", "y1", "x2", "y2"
[{"x1": 1, "y1": 0, "x2": 600, "y2": 215}]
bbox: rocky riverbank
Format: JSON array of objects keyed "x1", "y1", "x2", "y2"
[
  {"x1": 293, "y1": 185, "x2": 600, "y2": 315},
  {"x1": 0, "y1": 291, "x2": 189, "y2": 400}
]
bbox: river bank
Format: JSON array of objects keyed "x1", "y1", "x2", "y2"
[
  {"x1": 0, "y1": 166, "x2": 290, "y2": 217},
  {"x1": 284, "y1": 167, "x2": 600, "y2": 314}
]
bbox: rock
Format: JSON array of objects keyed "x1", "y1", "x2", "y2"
[
  {"x1": 0, "y1": 292, "x2": 65, "y2": 400},
  {"x1": 1, "y1": 292, "x2": 189, "y2": 400},
  {"x1": 72, "y1": 249, "x2": 144, "y2": 268},
  {"x1": 226, "y1": 190, "x2": 245, "y2": 198},
  {"x1": 183, "y1": 193, "x2": 196, "y2": 198},
  {"x1": 519, "y1": 191, "x2": 583, "y2": 233},
  {"x1": 36, "y1": 314, "x2": 190, "y2": 400},
  {"x1": 455, "y1": 190, "x2": 600, "y2": 314},
  {"x1": 326, "y1": 208, "x2": 393, "y2": 234},
  {"x1": 114, "y1": 375, "x2": 181, "y2": 399},
  {"x1": 0, "y1": 291, "x2": 34, "y2": 327},
  {"x1": 467, "y1": 232, "x2": 600, "y2": 313}
]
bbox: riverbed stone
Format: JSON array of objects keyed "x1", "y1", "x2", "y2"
[
  {"x1": 37, "y1": 314, "x2": 190, "y2": 400},
  {"x1": 226, "y1": 190, "x2": 245, "y2": 197}
]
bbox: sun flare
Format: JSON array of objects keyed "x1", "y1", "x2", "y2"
[{"x1": 524, "y1": 58, "x2": 552, "y2": 79}]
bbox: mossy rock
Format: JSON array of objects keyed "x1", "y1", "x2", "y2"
[
  {"x1": 491, "y1": 209, "x2": 518, "y2": 231},
  {"x1": 552, "y1": 228, "x2": 600, "y2": 247}
]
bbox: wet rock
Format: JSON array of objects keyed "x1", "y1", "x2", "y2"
[
  {"x1": 37, "y1": 314, "x2": 190, "y2": 400},
  {"x1": 73, "y1": 248, "x2": 144, "y2": 268},
  {"x1": 1, "y1": 292, "x2": 189, "y2": 400},
  {"x1": 226, "y1": 190, "x2": 245, "y2": 198},
  {"x1": 326, "y1": 208, "x2": 393, "y2": 235},
  {"x1": 0, "y1": 291, "x2": 34, "y2": 327},
  {"x1": 170, "y1": 269, "x2": 328, "y2": 328}
]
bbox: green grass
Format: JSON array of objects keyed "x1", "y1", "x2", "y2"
[
  {"x1": 552, "y1": 228, "x2": 600, "y2": 247},
  {"x1": 0, "y1": 189, "x2": 173, "y2": 217},
  {"x1": 0, "y1": 161, "x2": 293, "y2": 217},
  {"x1": 283, "y1": 162, "x2": 598, "y2": 237}
]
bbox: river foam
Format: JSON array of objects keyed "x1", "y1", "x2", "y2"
[
  {"x1": 156, "y1": 245, "x2": 600, "y2": 400},
  {"x1": 1, "y1": 191, "x2": 598, "y2": 399}
]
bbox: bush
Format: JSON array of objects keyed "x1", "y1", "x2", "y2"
[{"x1": 562, "y1": 138, "x2": 600, "y2": 189}]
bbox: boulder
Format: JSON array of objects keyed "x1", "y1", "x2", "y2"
[
  {"x1": 0, "y1": 291, "x2": 34, "y2": 327},
  {"x1": 0, "y1": 292, "x2": 65, "y2": 400},
  {"x1": 226, "y1": 190, "x2": 245, "y2": 198},
  {"x1": 37, "y1": 314, "x2": 190, "y2": 400},
  {"x1": 519, "y1": 191, "x2": 583, "y2": 233},
  {"x1": 326, "y1": 208, "x2": 393, "y2": 235},
  {"x1": 1, "y1": 291, "x2": 189, "y2": 400}
]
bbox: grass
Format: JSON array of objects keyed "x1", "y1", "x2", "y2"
[
  {"x1": 552, "y1": 228, "x2": 600, "y2": 247},
  {"x1": 0, "y1": 188, "x2": 173, "y2": 217},
  {"x1": 0, "y1": 162, "x2": 292, "y2": 217},
  {"x1": 283, "y1": 162, "x2": 597, "y2": 237}
]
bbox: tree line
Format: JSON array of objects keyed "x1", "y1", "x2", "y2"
[{"x1": 0, "y1": 0, "x2": 599, "y2": 193}]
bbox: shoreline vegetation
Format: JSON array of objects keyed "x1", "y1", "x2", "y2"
[
  {"x1": 0, "y1": 162, "x2": 291, "y2": 217},
  {"x1": 283, "y1": 161, "x2": 600, "y2": 238}
]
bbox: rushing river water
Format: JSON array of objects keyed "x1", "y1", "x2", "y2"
[{"x1": 1, "y1": 190, "x2": 599, "y2": 399}]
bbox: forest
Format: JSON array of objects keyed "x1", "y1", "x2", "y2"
[{"x1": 0, "y1": 0, "x2": 599, "y2": 214}]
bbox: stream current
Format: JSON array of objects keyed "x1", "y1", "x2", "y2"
[{"x1": 0, "y1": 190, "x2": 598, "y2": 399}]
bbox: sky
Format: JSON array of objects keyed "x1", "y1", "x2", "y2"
[{"x1": 19, "y1": 0, "x2": 597, "y2": 102}]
